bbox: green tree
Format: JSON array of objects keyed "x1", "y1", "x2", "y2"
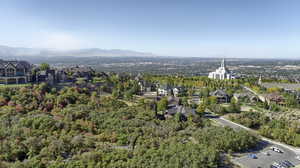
[
  {"x1": 196, "y1": 103, "x2": 206, "y2": 116},
  {"x1": 40, "y1": 63, "x2": 50, "y2": 71},
  {"x1": 124, "y1": 90, "x2": 134, "y2": 100},
  {"x1": 157, "y1": 97, "x2": 168, "y2": 112},
  {"x1": 208, "y1": 96, "x2": 217, "y2": 105},
  {"x1": 227, "y1": 99, "x2": 241, "y2": 113},
  {"x1": 112, "y1": 89, "x2": 120, "y2": 98}
]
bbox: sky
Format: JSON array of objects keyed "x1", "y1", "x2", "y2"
[{"x1": 0, "y1": 0, "x2": 300, "y2": 58}]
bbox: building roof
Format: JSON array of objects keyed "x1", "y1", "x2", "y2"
[
  {"x1": 166, "y1": 105, "x2": 195, "y2": 116},
  {"x1": 264, "y1": 93, "x2": 285, "y2": 103},
  {"x1": 159, "y1": 84, "x2": 172, "y2": 90},
  {"x1": 233, "y1": 92, "x2": 253, "y2": 98},
  {"x1": 211, "y1": 89, "x2": 228, "y2": 97},
  {"x1": 139, "y1": 80, "x2": 154, "y2": 87},
  {"x1": 173, "y1": 86, "x2": 185, "y2": 90},
  {"x1": 0, "y1": 60, "x2": 31, "y2": 69}
]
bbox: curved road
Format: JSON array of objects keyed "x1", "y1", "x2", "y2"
[{"x1": 210, "y1": 115, "x2": 300, "y2": 168}]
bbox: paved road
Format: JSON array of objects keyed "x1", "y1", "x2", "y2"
[{"x1": 209, "y1": 115, "x2": 300, "y2": 168}]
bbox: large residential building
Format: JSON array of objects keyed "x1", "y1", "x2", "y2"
[
  {"x1": 208, "y1": 59, "x2": 235, "y2": 80},
  {"x1": 210, "y1": 89, "x2": 231, "y2": 103},
  {"x1": 0, "y1": 60, "x2": 31, "y2": 84},
  {"x1": 158, "y1": 85, "x2": 172, "y2": 96}
]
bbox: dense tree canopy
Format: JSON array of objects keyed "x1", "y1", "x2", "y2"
[
  {"x1": 0, "y1": 81, "x2": 259, "y2": 167},
  {"x1": 229, "y1": 111, "x2": 300, "y2": 147}
]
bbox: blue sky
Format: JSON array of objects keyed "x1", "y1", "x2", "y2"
[{"x1": 0, "y1": 0, "x2": 300, "y2": 58}]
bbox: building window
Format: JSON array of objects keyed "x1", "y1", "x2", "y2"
[
  {"x1": 16, "y1": 68, "x2": 24, "y2": 76},
  {"x1": 0, "y1": 69, "x2": 5, "y2": 76},
  {"x1": 6, "y1": 68, "x2": 15, "y2": 77}
]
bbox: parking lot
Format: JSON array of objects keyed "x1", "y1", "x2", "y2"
[
  {"x1": 232, "y1": 144, "x2": 300, "y2": 168},
  {"x1": 210, "y1": 115, "x2": 300, "y2": 168}
]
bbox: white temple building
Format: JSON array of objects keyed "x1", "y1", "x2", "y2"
[{"x1": 208, "y1": 59, "x2": 235, "y2": 80}]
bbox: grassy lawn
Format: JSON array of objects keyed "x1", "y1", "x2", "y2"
[
  {"x1": 240, "y1": 105, "x2": 257, "y2": 112},
  {"x1": 0, "y1": 83, "x2": 31, "y2": 88},
  {"x1": 93, "y1": 77, "x2": 106, "y2": 83}
]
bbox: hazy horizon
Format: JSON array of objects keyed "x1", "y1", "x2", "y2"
[{"x1": 1, "y1": 0, "x2": 300, "y2": 58}]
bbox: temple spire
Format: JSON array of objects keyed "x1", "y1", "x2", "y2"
[
  {"x1": 258, "y1": 74, "x2": 262, "y2": 85},
  {"x1": 221, "y1": 58, "x2": 225, "y2": 68}
]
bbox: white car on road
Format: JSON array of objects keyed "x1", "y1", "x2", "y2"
[{"x1": 270, "y1": 147, "x2": 283, "y2": 153}]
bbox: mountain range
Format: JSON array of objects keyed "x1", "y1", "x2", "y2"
[{"x1": 0, "y1": 45, "x2": 155, "y2": 59}]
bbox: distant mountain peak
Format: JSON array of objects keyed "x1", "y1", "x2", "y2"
[{"x1": 0, "y1": 45, "x2": 156, "y2": 58}]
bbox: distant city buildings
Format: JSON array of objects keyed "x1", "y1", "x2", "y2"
[{"x1": 208, "y1": 59, "x2": 235, "y2": 80}]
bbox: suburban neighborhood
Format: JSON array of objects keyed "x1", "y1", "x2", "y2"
[
  {"x1": 1, "y1": 1, "x2": 300, "y2": 167},
  {"x1": 0, "y1": 58, "x2": 299, "y2": 167}
]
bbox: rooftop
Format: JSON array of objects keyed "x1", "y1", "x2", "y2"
[{"x1": 0, "y1": 60, "x2": 31, "y2": 69}]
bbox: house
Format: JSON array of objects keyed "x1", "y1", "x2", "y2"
[
  {"x1": 63, "y1": 66, "x2": 95, "y2": 81},
  {"x1": 233, "y1": 92, "x2": 251, "y2": 101},
  {"x1": 53, "y1": 66, "x2": 96, "y2": 83},
  {"x1": 56, "y1": 70, "x2": 69, "y2": 83},
  {"x1": 158, "y1": 85, "x2": 172, "y2": 96},
  {"x1": 172, "y1": 86, "x2": 185, "y2": 97},
  {"x1": 210, "y1": 90, "x2": 230, "y2": 103},
  {"x1": 233, "y1": 92, "x2": 261, "y2": 103},
  {"x1": 96, "y1": 72, "x2": 109, "y2": 79},
  {"x1": 189, "y1": 96, "x2": 201, "y2": 105},
  {"x1": 138, "y1": 80, "x2": 156, "y2": 93},
  {"x1": 135, "y1": 73, "x2": 156, "y2": 93},
  {"x1": 250, "y1": 96, "x2": 261, "y2": 103},
  {"x1": 168, "y1": 96, "x2": 180, "y2": 107},
  {"x1": 233, "y1": 93, "x2": 247, "y2": 101},
  {"x1": 265, "y1": 93, "x2": 285, "y2": 105},
  {"x1": 165, "y1": 105, "x2": 196, "y2": 120},
  {"x1": 134, "y1": 73, "x2": 143, "y2": 81},
  {"x1": 0, "y1": 60, "x2": 32, "y2": 84},
  {"x1": 36, "y1": 69, "x2": 56, "y2": 85},
  {"x1": 293, "y1": 91, "x2": 300, "y2": 103}
]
